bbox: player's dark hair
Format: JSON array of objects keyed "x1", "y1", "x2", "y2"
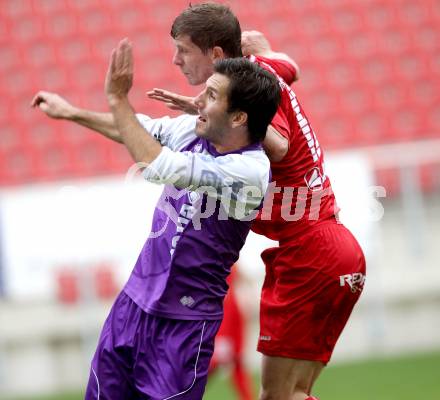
[
  {"x1": 171, "y1": 3, "x2": 243, "y2": 58},
  {"x1": 214, "y1": 58, "x2": 281, "y2": 143}
]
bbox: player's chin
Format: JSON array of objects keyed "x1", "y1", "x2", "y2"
[
  {"x1": 185, "y1": 75, "x2": 200, "y2": 86},
  {"x1": 187, "y1": 75, "x2": 205, "y2": 86},
  {"x1": 194, "y1": 129, "x2": 207, "y2": 138},
  {"x1": 195, "y1": 120, "x2": 205, "y2": 137}
]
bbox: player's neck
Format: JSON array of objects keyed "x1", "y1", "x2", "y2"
[{"x1": 212, "y1": 128, "x2": 251, "y2": 154}]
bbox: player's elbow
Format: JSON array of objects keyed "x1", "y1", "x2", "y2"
[
  {"x1": 283, "y1": 56, "x2": 300, "y2": 82},
  {"x1": 292, "y1": 65, "x2": 300, "y2": 81},
  {"x1": 263, "y1": 126, "x2": 289, "y2": 163},
  {"x1": 264, "y1": 140, "x2": 289, "y2": 163},
  {"x1": 270, "y1": 142, "x2": 289, "y2": 163}
]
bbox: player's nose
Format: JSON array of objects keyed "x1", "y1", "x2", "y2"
[
  {"x1": 172, "y1": 51, "x2": 183, "y2": 66},
  {"x1": 194, "y1": 92, "x2": 204, "y2": 110}
]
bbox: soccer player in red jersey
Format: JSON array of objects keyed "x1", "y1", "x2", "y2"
[
  {"x1": 31, "y1": 4, "x2": 366, "y2": 399},
  {"x1": 242, "y1": 33, "x2": 366, "y2": 400},
  {"x1": 149, "y1": 12, "x2": 366, "y2": 400}
]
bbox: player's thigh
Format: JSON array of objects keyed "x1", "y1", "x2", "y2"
[
  {"x1": 260, "y1": 355, "x2": 324, "y2": 398},
  {"x1": 134, "y1": 317, "x2": 221, "y2": 400},
  {"x1": 85, "y1": 292, "x2": 138, "y2": 399}
]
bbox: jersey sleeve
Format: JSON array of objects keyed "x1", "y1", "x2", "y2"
[
  {"x1": 270, "y1": 106, "x2": 291, "y2": 141},
  {"x1": 255, "y1": 55, "x2": 298, "y2": 85},
  {"x1": 136, "y1": 113, "x2": 197, "y2": 151},
  {"x1": 143, "y1": 148, "x2": 270, "y2": 218}
]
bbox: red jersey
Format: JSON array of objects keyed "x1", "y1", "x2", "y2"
[{"x1": 249, "y1": 55, "x2": 339, "y2": 241}]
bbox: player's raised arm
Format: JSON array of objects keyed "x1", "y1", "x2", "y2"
[
  {"x1": 31, "y1": 91, "x2": 122, "y2": 143},
  {"x1": 241, "y1": 30, "x2": 300, "y2": 82},
  {"x1": 105, "y1": 39, "x2": 163, "y2": 164}
]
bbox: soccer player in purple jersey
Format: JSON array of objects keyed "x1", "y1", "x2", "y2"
[{"x1": 32, "y1": 40, "x2": 280, "y2": 399}]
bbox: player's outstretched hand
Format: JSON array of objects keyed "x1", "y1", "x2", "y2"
[
  {"x1": 147, "y1": 89, "x2": 198, "y2": 115},
  {"x1": 30, "y1": 91, "x2": 76, "y2": 119},
  {"x1": 241, "y1": 30, "x2": 271, "y2": 56},
  {"x1": 105, "y1": 38, "x2": 133, "y2": 104}
]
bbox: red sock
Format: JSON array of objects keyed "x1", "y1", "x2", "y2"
[{"x1": 231, "y1": 359, "x2": 254, "y2": 400}]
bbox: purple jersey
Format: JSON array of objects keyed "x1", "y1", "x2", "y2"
[{"x1": 124, "y1": 114, "x2": 270, "y2": 320}]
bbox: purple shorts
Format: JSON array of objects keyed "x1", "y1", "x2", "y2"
[{"x1": 85, "y1": 291, "x2": 221, "y2": 400}]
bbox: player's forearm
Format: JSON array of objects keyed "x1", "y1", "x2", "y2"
[
  {"x1": 108, "y1": 97, "x2": 162, "y2": 164},
  {"x1": 70, "y1": 108, "x2": 123, "y2": 143}
]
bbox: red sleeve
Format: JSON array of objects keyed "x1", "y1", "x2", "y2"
[
  {"x1": 270, "y1": 106, "x2": 291, "y2": 140},
  {"x1": 255, "y1": 55, "x2": 298, "y2": 85}
]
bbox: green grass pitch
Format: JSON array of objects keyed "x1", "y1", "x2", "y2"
[{"x1": 4, "y1": 351, "x2": 440, "y2": 400}]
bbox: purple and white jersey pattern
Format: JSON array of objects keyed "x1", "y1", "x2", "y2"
[{"x1": 124, "y1": 114, "x2": 270, "y2": 320}]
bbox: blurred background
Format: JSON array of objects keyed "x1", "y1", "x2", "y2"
[{"x1": 0, "y1": 0, "x2": 439, "y2": 399}]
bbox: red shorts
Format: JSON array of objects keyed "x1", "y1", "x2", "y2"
[{"x1": 257, "y1": 221, "x2": 366, "y2": 364}]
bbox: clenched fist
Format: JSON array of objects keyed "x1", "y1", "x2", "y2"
[
  {"x1": 241, "y1": 30, "x2": 271, "y2": 57},
  {"x1": 30, "y1": 91, "x2": 76, "y2": 119}
]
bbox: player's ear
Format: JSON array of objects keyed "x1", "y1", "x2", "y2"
[
  {"x1": 231, "y1": 111, "x2": 248, "y2": 129},
  {"x1": 211, "y1": 46, "x2": 225, "y2": 61}
]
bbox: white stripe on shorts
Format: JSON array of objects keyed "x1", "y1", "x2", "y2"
[
  {"x1": 162, "y1": 321, "x2": 206, "y2": 400},
  {"x1": 92, "y1": 367, "x2": 100, "y2": 400}
]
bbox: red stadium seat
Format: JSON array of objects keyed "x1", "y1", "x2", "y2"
[
  {"x1": 3, "y1": 0, "x2": 33, "y2": 18},
  {"x1": 361, "y1": 57, "x2": 395, "y2": 85},
  {"x1": 419, "y1": 162, "x2": 440, "y2": 193},
  {"x1": 57, "y1": 37, "x2": 91, "y2": 64},
  {"x1": 70, "y1": 137, "x2": 111, "y2": 176},
  {"x1": 375, "y1": 168, "x2": 401, "y2": 197},
  {"x1": 66, "y1": 0, "x2": 102, "y2": 13},
  {"x1": 78, "y1": 9, "x2": 114, "y2": 37},
  {"x1": 38, "y1": 0, "x2": 68, "y2": 16},
  {"x1": 56, "y1": 268, "x2": 80, "y2": 305},
  {"x1": 2, "y1": 145, "x2": 39, "y2": 184},
  {"x1": 27, "y1": 40, "x2": 57, "y2": 68},
  {"x1": 94, "y1": 264, "x2": 119, "y2": 300},
  {"x1": 364, "y1": 2, "x2": 395, "y2": 31},
  {"x1": 390, "y1": 107, "x2": 423, "y2": 141},
  {"x1": 0, "y1": 125, "x2": 26, "y2": 157},
  {"x1": 357, "y1": 112, "x2": 391, "y2": 146},
  {"x1": 33, "y1": 63, "x2": 70, "y2": 92},
  {"x1": 44, "y1": 12, "x2": 78, "y2": 40},
  {"x1": 0, "y1": 44, "x2": 21, "y2": 75},
  {"x1": 36, "y1": 142, "x2": 75, "y2": 180},
  {"x1": 397, "y1": 1, "x2": 430, "y2": 27},
  {"x1": 12, "y1": 15, "x2": 45, "y2": 43}
]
